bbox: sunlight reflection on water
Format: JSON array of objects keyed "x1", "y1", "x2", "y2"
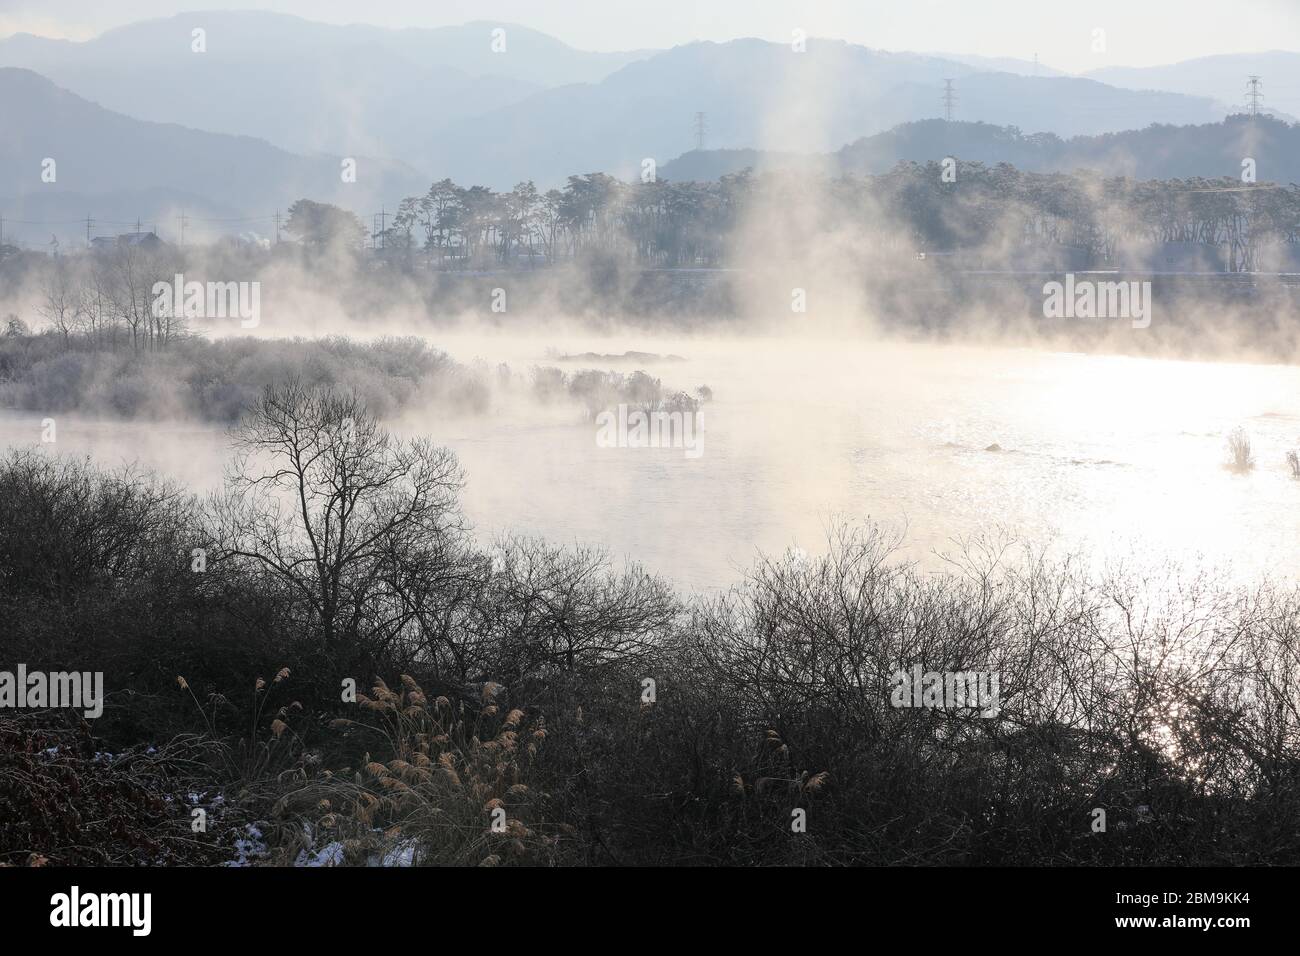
[{"x1": 5, "y1": 337, "x2": 1299, "y2": 594}]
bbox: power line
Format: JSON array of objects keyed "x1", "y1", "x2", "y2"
[
  {"x1": 1, "y1": 210, "x2": 288, "y2": 251},
  {"x1": 4, "y1": 217, "x2": 94, "y2": 225},
  {"x1": 185, "y1": 214, "x2": 276, "y2": 223},
  {"x1": 0, "y1": 213, "x2": 279, "y2": 234},
  {"x1": 1185, "y1": 183, "x2": 1290, "y2": 193}
]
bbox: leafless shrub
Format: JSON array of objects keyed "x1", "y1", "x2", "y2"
[{"x1": 1226, "y1": 426, "x2": 1255, "y2": 472}]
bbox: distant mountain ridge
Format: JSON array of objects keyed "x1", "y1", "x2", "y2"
[
  {"x1": 0, "y1": 68, "x2": 425, "y2": 245},
  {"x1": 661, "y1": 115, "x2": 1300, "y2": 184},
  {"x1": 1086, "y1": 52, "x2": 1300, "y2": 122},
  {"x1": 422, "y1": 39, "x2": 1230, "y2": 188},
  {"x1": 0, "y1": 13, "x2": 1243, "y2": 189},
  {"x1": 926, "y1": 52, "x2": 1068, "y2": 77},
  {"x1": 0, "y1": 12, "x2": 651, "y2": 163},
  {"x1": 2, "y1": 12, "x2": 1294, "y2": 245}
]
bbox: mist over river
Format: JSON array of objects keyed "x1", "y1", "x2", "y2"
[{"x1": 6, "y1": 334, "x2": 1300, "y2": 593}]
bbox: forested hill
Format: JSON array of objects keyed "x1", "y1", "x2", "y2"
[{"x1": 663, "y1": 115, "x2": 1300, "y2": 184}]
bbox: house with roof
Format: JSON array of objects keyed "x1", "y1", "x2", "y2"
[{"x1": 90, "y1": 231, "x2": 163, "y2": 250}]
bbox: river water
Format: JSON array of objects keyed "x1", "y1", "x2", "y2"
[{"x1": 4, "y1": 333, "x2": 1299, "y2": 593}]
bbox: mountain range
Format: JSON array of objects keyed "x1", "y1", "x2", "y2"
[
  {"x1": 0, "y1": 13, "x2": 649, "y2": 165},
  {"x1": 660, "y1": 115, "x2": 1300, "y2": 183},
  {"x1": 1, "y1": 11, "x2": 1296, "y2": 244},
  {"x1": 1085, "y1": 52, "x2": 1300, "y2": 121},
  {"x1": 0, "y1": 67, "x2": 425, "y2": 242},
  {"x1": 419, "y1": 39, "x2": 1239, "y2": 188}
]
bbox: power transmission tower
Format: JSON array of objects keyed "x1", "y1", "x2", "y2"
[
  {"x1": 1246, "y1": 75, "x2": 1264, "y2": 117},
  {"x1": 273, "y1": 211, "x2": 282, "y2": 244},
  {"x1": 942, "y1": 79, "x2": 957, "y2": 121},
  {"x1": 693, "y1": 111, "x2": 708, "y2": 151},
  {"x1": 85, "y1": 215, "x2": 94, "y2": 247},
  {"x1": 178, "y1": 211, "x2": 188, "y2": 247}
]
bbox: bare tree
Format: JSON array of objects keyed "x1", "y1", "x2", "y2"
[
  {"x1": 211, "y1": 381, "x2": 465, "y2": 669},
  {"x1": 80, "y1": 258, "x2": 118, "y2": 348},
  {"x1": 36, "y1": 259, "x2": 83, "y2": 343},
  {"x1": 103, "y1": 244, "x2": 178, "y2": 351}
]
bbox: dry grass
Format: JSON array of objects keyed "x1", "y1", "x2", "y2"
[
  {"x1": 1226, "y1": 426, "x2": 1255, "y2": 472},
  {"x1": 0, "y1": 715, "x2": 227, "y2": 866},
  {"x1": 262, "y1": 676, "x2": 561, "y2": 866}
]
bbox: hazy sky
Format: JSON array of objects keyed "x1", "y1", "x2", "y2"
[{"x1": 2, "y1": 0, "x2": 1297, "y2": 73}]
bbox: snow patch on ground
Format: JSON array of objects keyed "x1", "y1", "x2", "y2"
[
  {"x1": 379, "y1": 839, "x2": 419, "y2": 868},
  {"x1": 296, "y1": 841, "x2": 346, "y2": 867},
  {"x1": 223, "y1": 823, "x2": 270, "y2": 866},
  {"x1": 292, "y1": 835, "x2": 422, "y2": 867}
]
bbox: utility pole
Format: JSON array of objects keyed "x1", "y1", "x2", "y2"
[
  {"x1": 1246, "y1": 75, "x2": 1264, "y2": 117},
  {"x1": 942, "y1": 79, "x2": 957, "y2": 122},
  {"x1": 693, "y1": 111, "x2": 708, "y2": 151},
  {"x1": 0, "y1": 213, "x2": 5, "y2": 247}
]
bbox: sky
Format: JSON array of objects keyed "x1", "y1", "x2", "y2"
[{"x1": 2, "y1": 0, "x2": 1298, "y2": 73}]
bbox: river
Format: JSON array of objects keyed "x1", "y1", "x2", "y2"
[{"x1": 4, "y1": 333, "x2": 1299, "y2": 593}]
